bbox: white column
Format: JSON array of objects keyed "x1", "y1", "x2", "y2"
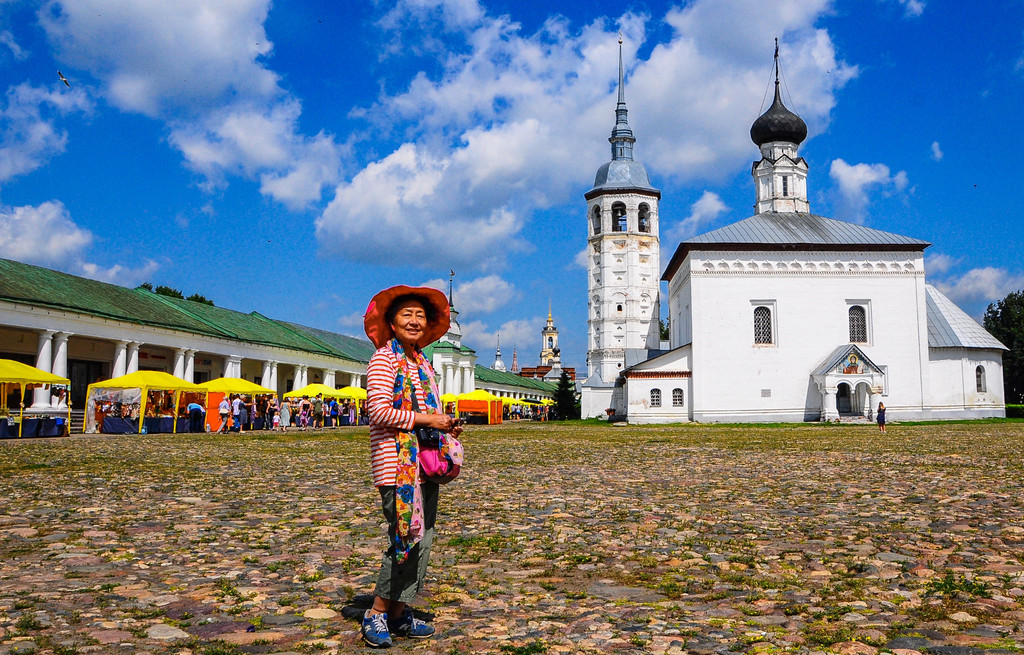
[
  {"x1": 296, "y1": 365, "x2": 307, "y2": 388},
  {"x1": 51, "y1": 332, "x2": 72, "y2": 409},
  {"x1": 126, "y1": 342, "x2": 141, "y2": 374},
  {"x1": 268, "y1": 362, "x2": 278, "y2": 392},
  {"x1": 444, "y1": 364, "x2": 454, "y2": 396},
  {"x1": 462, "y1": 365, "x2": 474, "y2": 394},
  {"x1": 184, "y1": 350, "x2": 196, "y2": 383},
  {"x1": 822, "y1": 387, "x2": 838, "y2": 422},
  {"x1": 111, "y1": 340, "x2": 128, "y2": 378},
  {"x1": 225, "y1": 356, "x2": 242, "y2": 378},
  {"x1": 173, "y1": 348, "x2": 187, "y2": 379},
  {"x1": 325, "y1": 369, "x2": 336, "y2": 388},
  {"x1": 31, "y1": 330, "x2": 55, "y2": 408},
  {"x1": 261, "y1": 360, "x2": 273, "y2": 387}
]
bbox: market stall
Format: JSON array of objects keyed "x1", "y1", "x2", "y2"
[
  {"x1": 456, "y1": 389, "x2": 504, "y2": 425},
  {"x1": 86, "y1": 371, "x2": 204, "y2": 434},
  {"x1": 335, "y1": 386, "x2": 367, "y2": 426},
  {"x1": 0, "y1": 359, "x2": 71, "y2": 438},
  {"x1": 198, "y1": 377, "x2": 276, "y2": 432}
]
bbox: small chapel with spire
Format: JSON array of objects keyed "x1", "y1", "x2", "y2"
[{"x1": 581, "y1": 40, "x2": 1006, "y2": 423}]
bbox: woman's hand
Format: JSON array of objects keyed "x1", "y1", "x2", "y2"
[{"x1": 419, "y1": 412, "x2": 458, "y2": 432}]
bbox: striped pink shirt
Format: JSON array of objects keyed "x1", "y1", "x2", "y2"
[{"x1": 367, "y1": 345, "x2": 428, "y2": 487}]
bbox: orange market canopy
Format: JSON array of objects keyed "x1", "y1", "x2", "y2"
[
  {"x1": 0, "y1": 359, "x2": 71, "y2": 438},
  {"x1": 86, "y1": 371, "x2": 204, "y2": 434},
  {"x1": 455, "y1": 389, "x2": 503, "y2": 424}
]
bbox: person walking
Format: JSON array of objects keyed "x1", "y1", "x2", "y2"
[
  {"x1": 279, "y1": 398, "x2": 290, "y2": 432},
  {"x1": 360, "y1": 285, "x2": 463, "y2": 648},
  {"x1": 312, "y1": 393, "x2": 324, "y2": 429},
  {"x1": 218, "y1": 395, "x2": 231, "y2": 433},
  {"x1": 877, "y1": 402, "x2": 886, "y2": 432}
]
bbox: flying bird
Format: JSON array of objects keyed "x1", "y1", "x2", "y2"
[{"x1": 58, "y1": 71, "x2": 70, "y2": 87}]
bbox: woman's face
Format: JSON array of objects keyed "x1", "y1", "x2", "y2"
[{"x1": 390, "y1": 299, "x2": 430, "y2": 348}]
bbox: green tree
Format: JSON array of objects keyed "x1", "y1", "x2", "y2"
[
  {"x1": 139, "y1": 282, "x2": 153, "y2": 291},
  {"x1": 983, "y1": 290, "x2": 1024, "y2": 404},
  {"x1": 659, "y1": 318, "x2": 670, "y2": 341},
  {"x1": 186, "y1": 293, "x2": 215, "y2": 306},
  {"x1": 553, "y1": 369, "x2": 580, "y2": 420},
  {"x1": 153, "y1": 285, "x2": 184, "y2": 299}
]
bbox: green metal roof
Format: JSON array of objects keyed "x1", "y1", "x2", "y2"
[
  {"x1": 282, "y1": 322, "x2": 377, "y2": 363},
  {"x1": 473, "y1": 365, "x2": 557, "y2": 393},
  {"x1": 0, "y1": 258, "x2": 225, "y2": 336},
  {"x1": 0, "y1": 257, "x2": 370, "y2": 363}
]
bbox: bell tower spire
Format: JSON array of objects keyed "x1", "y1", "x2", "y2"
[{"x1": 610, "y1": 35, "x2": 636, "y2": 162}]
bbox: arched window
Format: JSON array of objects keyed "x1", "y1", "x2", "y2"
[
  {"x1": 754, "y1": 306, "x2": 773, "y2": 344},
  {"x1": 638, "y1": 203, "x2": 651, "y2": 233},
  {"x1": 547, "y1": 337, "x2": 553, "y2": 348},
  {"x1": 672, "y1": 388, "x2": 684, "y2": 407},
  {"x1": 976, "y1": 365, "x2": 986, "y2": 393},
  {"x1": 650, "y1": 388, "x2": 662, "y2": 407},
  {"x1": 849, "y1": 306, "x2": 867, "y2": 342},
  {"x1": 591, "y1": 205, "x2": 601, "y2": 234},
  {"x1": 612, "y1": 202, "x2": 627, "y2": 232}
]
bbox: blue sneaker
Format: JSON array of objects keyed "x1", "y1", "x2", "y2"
[
  {"x1": 361, "y1": 610, "x2": 392, "y2": 648},
  {"x1": 388, "y1": 608, "x2": 435, "y2": 639}
]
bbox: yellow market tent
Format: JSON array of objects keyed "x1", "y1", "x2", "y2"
[
  {"x1": 0, "y1": 359, "x2": 71, "y2": 438},
  {"x1": 455, "y1": 388, "x2": 503, "y2": 424},
  {"x1": 440, "y1": 393, "x2": 458, "y2": 403},
  {"x1": 199, "y1": 377, "x2": 276, "y2": 395},
  {"x1": 456, "y1": 389, "x2": 502, "y2": 401},
  {"x1": 284, "y1": 383, "x2": 349, "y2": 399},
  {"x1": 86, "y1": 371, "x2": 203, "y2": 435},
  {"x1": 336, "y1": 386, "x2": 367, "y2": 400}
]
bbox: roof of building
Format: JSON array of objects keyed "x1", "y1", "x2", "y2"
[
  {"x1": 750, "y1": 80, "x2": 807, "y2": 147},
  {"x1": 0, "y1": 257, "x2": 374, "y2": 362},
  {"x1": 473, "y1": 365, "x2": 557, "y2": 393},
  {"x1": 813, "y1": 344, "x2": 883, "y2": 377},
  {"x1": 925, "y1": 285, "x2": 1007, "y2": 350},
  {"x1": 588, "y1": 159, "x2": 659, "y2": 197},
  {"x1": 662, "y1": 212, "x2": 931, "y2": 280}
]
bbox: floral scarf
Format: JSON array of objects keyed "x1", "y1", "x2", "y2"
[{"x1": 389, "y1": 338, "x2": 441, "y2": 563}]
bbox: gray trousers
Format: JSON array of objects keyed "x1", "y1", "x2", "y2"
[{"x1": 374, "y1": 482, "x2": 439, "y2": 603}]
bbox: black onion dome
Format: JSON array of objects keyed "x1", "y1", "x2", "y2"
[{"x1": 750, "y1": 83, "x2": 807, "y2": 146}]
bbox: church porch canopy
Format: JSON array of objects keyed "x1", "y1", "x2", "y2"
[{"x1": 812, "y1": 345, "x2": 886, "y2": 420}]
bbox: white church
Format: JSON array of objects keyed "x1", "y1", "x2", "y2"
[{"x1": 580, "y1": 44, "x2": 1007, "y2": 423}]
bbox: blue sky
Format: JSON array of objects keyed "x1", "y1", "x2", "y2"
[{"x1": 2, "y1": 0, "x2": 1022, "y2": 373}]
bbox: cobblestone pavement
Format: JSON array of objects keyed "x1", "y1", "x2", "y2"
[{"x1": 2, "y1": 421, "x2": 1024, "y2": 655}]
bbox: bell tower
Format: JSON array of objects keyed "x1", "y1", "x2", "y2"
[{"x1": 584, "y1": 37, "x2": 662, "y2": 388}]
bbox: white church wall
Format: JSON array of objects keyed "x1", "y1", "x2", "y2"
[
  {"x1": 581, "y1": 386, "x2": 614, "y2": 419},
  {"x1": 667, "y1": 264, "x2": 692, "y2": 348},
  {"x1": 626, "y1": 377, "x2": 692, "y2": 423},
  {"x1": 685, "y1": 250, "x2": 930, "y2": 422},
  {"x1": 927, "y1": 349, "x2": 1005, "y2": 418}
]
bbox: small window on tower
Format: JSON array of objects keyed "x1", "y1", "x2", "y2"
[
  {"x1": 616, "y1": 304, "x2": 623, "y2": 312},
  {"x1": 591, "y1": 206, "x2": 602, "y2": 234},
  {"x1": 782, "y1": 176, "x2": 789, "y2": 197},
  {"x1": 612, "y1": 202, "x2": 627, "y2": 231},
  {"x1": 638, "y1": 203, "x2": 650, "y2": 233}
]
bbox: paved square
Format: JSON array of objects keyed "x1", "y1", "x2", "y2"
[{"x1": 2, "y1": 422, "x2": 1023, "y2": 654}]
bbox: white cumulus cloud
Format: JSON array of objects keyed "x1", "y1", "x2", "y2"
[
  {"x1": 896, "y1": 0, "x2": 925, "y2": 18},
  {"x1": 666, "y1": 191, "x2": 728, "y2": 242},
  {"x1": 325, "y1": 0, "x2": 855, "y2": 270},
  {"x1": 930, "y1": 141, "x2": 943, "y2": 161},
  {"x1": 421, "y1": 274, "x2": 518, "y2": 316},
  {"x1": 0, "y1": 82, "x2": 92, "y2": 185},
  {"x1": 40, "y1": 0, "x2": 344, "y2": 208},
  {"x1": 934, "y1": 267, "x2": 1024, "y2": 309},
  {"x1": 829, "y1": 158, "x2": 909, "y2": 222},
  {"x1": 925, "y1": 253, "x2": 959, "y2": 275},
  {"x1": 461, "y1": 317, "x2": 541, "y2": 356},
  {"x1": 0, "y1": 200, "x2": 158, "y2": 285}
]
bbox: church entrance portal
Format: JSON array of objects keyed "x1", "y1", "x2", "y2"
[
  {"x1": 836, "y1": 382, "x2": 869, "y2": 417},
  {"x1": 836, "y1": 383, "x2": 852, "y2": 414}
]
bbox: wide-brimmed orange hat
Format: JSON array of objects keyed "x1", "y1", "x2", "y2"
[{"x1": 363, "y1": 285, "x2": 451, "y2": 349}]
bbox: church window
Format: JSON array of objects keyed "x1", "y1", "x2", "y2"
[
  {"x1": 849, "y1": 306, "x2": 867, "y2": 343},
  {"x1": 638, "y1": 204, "x2": 651, "y2": 233},
  {"x1": 616, "y1": 304, "x2": 623, "y2": 312},
  {"x1": 976, "y1": 366, "x2": 986, "y2": 393},
  {"x1": 591, "y1": 206, "x2": 602, "y2": 234},
  {"x1": 782, "y1": 176, "x2": 789, "y2": 197},
  {"x1": 612, "y1": 202, "x2": 627, "y2": 232},
  {"x1": 650, "y1": 389, "x2": 662, "y2": 407},
  {"x1": 672, "y1": 388, "x2": 684, "y2": 406},
  {"x1": 754, "y1": 306, "x2": 773, "y2": 344},
  {"x1": 547, "y1": 337, "x2": 553, "y2": 348}
]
